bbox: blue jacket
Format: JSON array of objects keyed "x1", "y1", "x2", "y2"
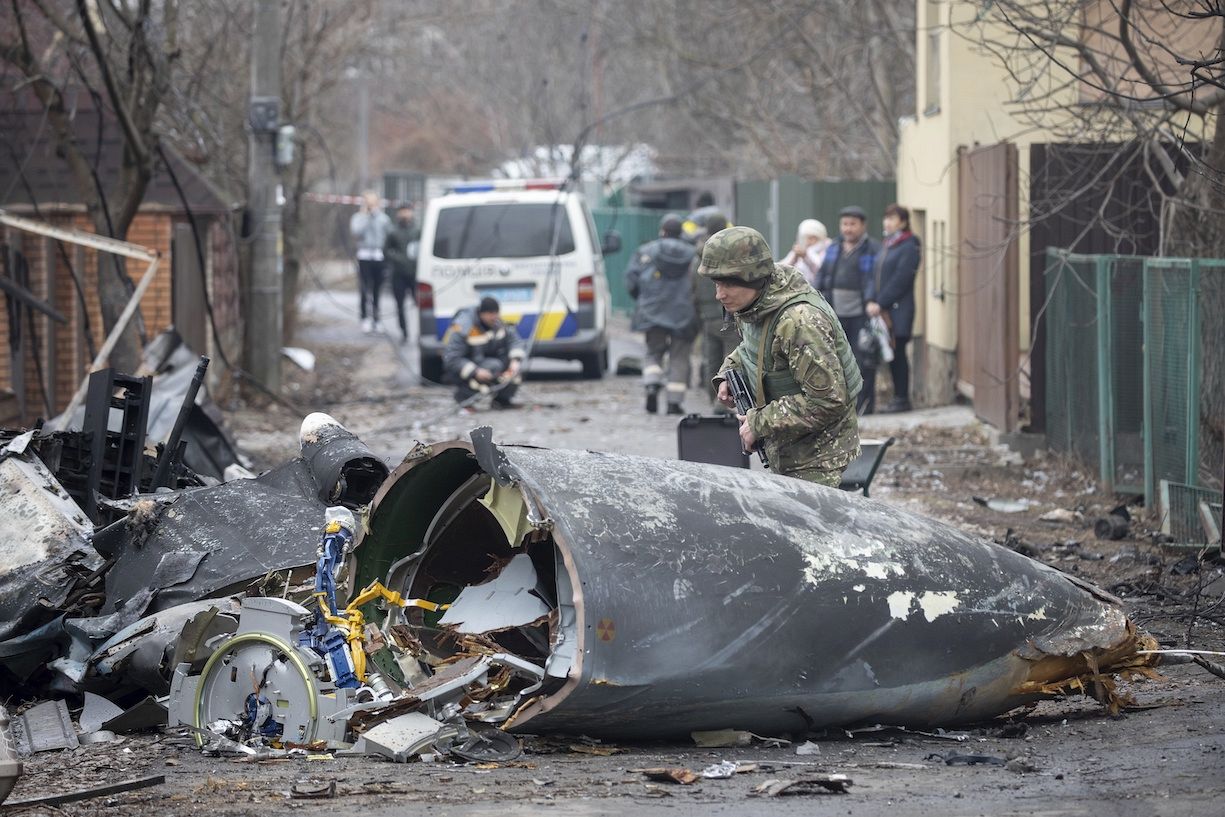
[
  {"x1": 874, "y1": 232, "x2": 921, "y2": 339},
  {"x1": 816, "y1": 237, "x2": 880, "y2": 314}
]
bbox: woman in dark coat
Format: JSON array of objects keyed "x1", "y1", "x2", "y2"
[{"x1": 869, "y1": 204, "x2": 921, "y2": 413}]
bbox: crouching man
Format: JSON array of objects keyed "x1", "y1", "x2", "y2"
[
  {"x1": 699, "y1": 226, "x2": 861, "y2": 486},
  {"x1": 443, "y1": 296, "x2": 526, "y2": 408}
]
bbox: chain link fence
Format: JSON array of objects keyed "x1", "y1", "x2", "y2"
[{"x1": 1044, "y1": 250, "x2": 1223, "y2": 513}]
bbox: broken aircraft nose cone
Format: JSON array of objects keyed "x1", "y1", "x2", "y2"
[{"x1": 357, "y1": 432, "x2": 1153, "y2": 740}]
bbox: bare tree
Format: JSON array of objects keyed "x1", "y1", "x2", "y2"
[{"x1": 1, "y1": 0, "x2": 181, "y2": 371}]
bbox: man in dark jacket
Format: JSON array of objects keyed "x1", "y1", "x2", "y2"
[
  {"x1": 625, "y1": 213, "x2": 697, "y2": 414},
  {"x1": 384, "y1": 203, "x2": 421, "y2": 344},
  {"x1": 817, "y1": 205, "x2": 881, "y2": 414},
  {"x1": 442, "y1": 297, "x2": 526, "y2": 408},
  {"x1": 870, "y1": 203, "x2": 922, "y2": 413}
]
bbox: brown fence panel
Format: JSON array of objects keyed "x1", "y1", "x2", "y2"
[{"x1": 957, "y1": 143, "x2": 1020, "y2": 432}]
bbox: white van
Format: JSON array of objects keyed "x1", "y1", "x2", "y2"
[{"x1": 415, "y1": 180, "x2": 618, "y2": 381}]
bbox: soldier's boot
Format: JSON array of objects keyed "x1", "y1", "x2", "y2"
[{"x1": 645, "y1": 385, "x2": 660, "y2": 414}]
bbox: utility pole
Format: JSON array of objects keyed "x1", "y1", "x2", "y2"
[
  {"x1": 357, "y1": 64, "x2": 370, "y2": 190},
  {"x1": 245, "y1": 0, "x2": 283, "y2": 392}
]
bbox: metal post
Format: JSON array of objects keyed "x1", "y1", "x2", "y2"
[
  {"x1": 152, "y1": 356, "x2": 209, "y2": 489},
  {"x1": 1095, "y1": 256, "x2": 1114, "y2": 494},
  {"x1": 245, "y1": 0, "x2": 283, "y2": 392},
  {"x1": 1141, "y1": 260, "x2": 1154, "y2": 504},
  {"x1": 358, "y1": 66, "x2": 370, "y2": 191},
  {"x1": 768, "y1": 178, "x2": 780, "y2": 253},
  {"x1": 1185, "y1": 260, "x2": 1201, "y2": 486}
]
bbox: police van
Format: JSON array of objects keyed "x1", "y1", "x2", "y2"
[{"x1": 416, "y1": 180, "x2": 618, "y2": 382}]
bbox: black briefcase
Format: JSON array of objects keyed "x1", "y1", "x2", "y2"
[{"x1": 676, "y1": 413, "x2": 750, "y2": 469}]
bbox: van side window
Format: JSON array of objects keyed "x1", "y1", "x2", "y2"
[{"x1": 433, "y1": 203, "x2": 576, "y2": 259}]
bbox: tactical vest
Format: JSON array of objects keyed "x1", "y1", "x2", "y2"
[{"x1": 737, "y1": 292, "x2": 863, "y2": 407}]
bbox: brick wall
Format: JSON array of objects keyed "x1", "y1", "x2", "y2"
[{"x1": 1, "y1": 211, "x2": 176, "y2": 425}]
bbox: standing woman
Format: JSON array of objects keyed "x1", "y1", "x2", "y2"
[
  {"x1": 869, "y1": 204, "x2": 921, "y2": 413},
  {"x1": 781, "y1": 219, "x2": 830, "y2": 288}
]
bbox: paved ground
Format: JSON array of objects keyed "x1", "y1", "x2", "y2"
[{"x1": 7, "y1": 264, "x2": 1222, "y2": 816}]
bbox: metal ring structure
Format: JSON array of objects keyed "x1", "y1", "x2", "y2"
[{"x1": 192, "y1": 632, "x2": 319, "y2": 748}]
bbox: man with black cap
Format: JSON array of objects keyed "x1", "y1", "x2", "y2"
[
  {"x1": 625, "y1": 213, "x2": 698, "y2": 414},
  {"x1": 442, "y1": 296, "x2": 526, "y2": 408},
  {"x1": 817, "y1": 205, "x2": 882, "y2": 414},
  {"x1": 701, "y1": 226, "x2": 861, "y2": 486}
]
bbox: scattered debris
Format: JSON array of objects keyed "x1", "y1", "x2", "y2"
[
  {"x1": 11, "y1": 700, "x2": 78, "y2": 755},
  {"x1": 700, "y1": 760, "x2": 745, "y2": 779},
  {"x1": 78, "y1": 692, "x2": 124, "y2": 735},
  {"x1": 753, "y1": 774, "x2": 852, "y2": 796},
  {"x1": 636, "y1": 767, "x2": 700, "y2": 785},
  {"x1": 930, "y1": 753, "x2": 1007, "y2": 766},
  {"x1": 973, "y1": 496, "x2": 1031, "y2": 513},
  {"x1": 1005, "y1": 757, "x2": 1038, "y2": 773},
  {"x1": 0, "y1": 774, "x2": 164, "y2": 808},
  {"x1": 1039, "y1": 508, "x2": 1080, "y2": 524},
  {"x1": 566, "y1": 744, "x2": 626, "y2": 757},
  {"x1": 794, "y1": 740, "x2": 821, "y2": 755},
  {"x1": 989, "y1": 722, "x2": 1029, "y2": 739},
  {"x1": 1094, "y1": 513, "x2": 1130, "y2": 540},
  {"x1": 290, "y1": 779, "x2": 337, "y2": 799},
  {"x1": 692, "y1": 729, "x2": 789, "y2": 748},
  {"x1": 101, "y1": 696, "x2": 169, "y2": 734}
]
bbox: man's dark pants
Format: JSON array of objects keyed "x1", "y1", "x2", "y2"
[{"x1": 391, "y1": 271, "x2": 416, "y2": 339}]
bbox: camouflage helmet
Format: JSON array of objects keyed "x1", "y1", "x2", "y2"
[{"x1": 698, "y1": 226, "x2": 775, "y2": 284}]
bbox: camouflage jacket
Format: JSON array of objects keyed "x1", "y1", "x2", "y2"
[{"x1": 715, "y1": 265, "x2": 860, "y2": 476}]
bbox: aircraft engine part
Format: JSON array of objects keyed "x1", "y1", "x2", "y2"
[
  {"x1": 170, "y1": 597, "x2": 353, "y2": 746},
  {"x1": 357, "y1": 431, "x2": 1154, "y2": 740},
  {"x1": 299, "y1": 413, "x2": 389, "y2": 508}
]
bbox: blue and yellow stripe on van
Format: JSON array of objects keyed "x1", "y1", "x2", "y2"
[{"x1": 434, "y1": 310, "x2": 579, "y2": 341}]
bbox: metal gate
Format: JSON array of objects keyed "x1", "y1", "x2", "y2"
[{"x1": 957, "y1": 143, "x2": 1020, "y2": 432}]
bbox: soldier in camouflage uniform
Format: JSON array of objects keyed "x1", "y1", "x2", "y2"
[{"x1": 699, "y1": 226, "x2": 861, "y2": 486}]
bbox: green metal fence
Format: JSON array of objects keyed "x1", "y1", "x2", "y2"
[
  {"x1": 592, "y1": 207, "x2": 666, "y2": 314},
  {"x1": 1044, "y1": 250, "x2": 1221, "y2": 503},
  {"x1": 734, "y1": 176, "x2": 896, "y2": 251}
]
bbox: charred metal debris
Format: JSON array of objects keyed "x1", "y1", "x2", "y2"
[{"x1": 0, "y1": 367, "x2": 1169, "y2": 786}]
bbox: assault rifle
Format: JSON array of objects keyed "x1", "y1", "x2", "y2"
[{"x1": 724, "y1": 368, "x2": 770, "y2": 468}]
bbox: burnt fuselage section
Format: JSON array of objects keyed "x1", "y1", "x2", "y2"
[{"x1": 360, "y1": 435, "x2": 1150, "y2": 739}]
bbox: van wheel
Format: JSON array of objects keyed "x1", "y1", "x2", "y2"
[
  {"x1": 420, "y1": 353, "x2": 444, "y2": 385},
  {"x1": 580, "y1": 350, "x2": 606, "y2": 379}
]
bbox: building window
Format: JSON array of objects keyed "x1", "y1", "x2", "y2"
[
  {"x1": 931, "y1": 218, "x2": 947, "y2": 300},
  {"x1": 925, "y1": 0, "x2": 941, "y2": 116}
]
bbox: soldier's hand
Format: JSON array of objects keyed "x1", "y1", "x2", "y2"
[
  {"x1": 475, "y1": 367, "x2": 495, "y2": 383},
  {"x1": 716, "y1": 380, "x2": 735, "y2": 409},
  {"x1": 737, "y1": 414, "x2": 757, "y2": 451},
  {"x1": 866, "y1": 301, "x2": 881, "y2": 317}
]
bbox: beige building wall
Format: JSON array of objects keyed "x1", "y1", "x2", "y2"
[{"x1": 899, "y1": 1, "x2": 1217, "y2": 407}]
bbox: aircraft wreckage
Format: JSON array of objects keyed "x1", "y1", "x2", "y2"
[{"x1": 2, "y1": 416, "x2": 1156, "y2": 771}]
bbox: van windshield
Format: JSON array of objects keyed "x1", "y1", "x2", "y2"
[{"x1": 433, "y1": 203, "x2": 575, "y2": 259}]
